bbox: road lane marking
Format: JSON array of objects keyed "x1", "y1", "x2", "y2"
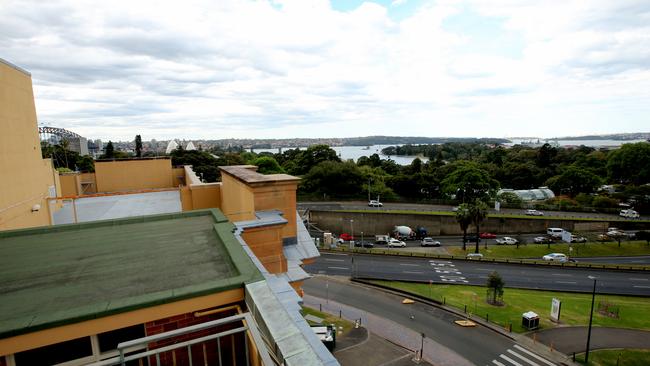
[
  {"x1": 399, "y1": 263, "x2": 420, "y2": 267},
  {"x1": 325, "y1": 258, "x2": 345, "y2": 262},
  {"x1": 630, "y1": 278, "x2": 649, "y2": 281},
  {"x1": 514, "y1": 345, "x2": 556, "y2": 365},
  {"x1": 325, "y1": 252, "x2": 349, "y2": 256},
  {"x1": 476, "y1": 268, "x2": 493, "y2": 271},
  {"x1": 327, "y1": 266, "x2": 350, "y2": 270},
  {"x1": 492, "y1": 360, "x2": 506, "y2": 366},
  {"x1": 403, "y1": 271, "x2": 424, "y2": 274},
  {"x1": 633, "y1": 285, "x2": 650, "y2": 289},
  {"x1": 508, "y1": 349, "x2": 541, "y2": 366},
  {"x1": 555, "y1": 281, "x2": 577, "y2": 284},
  {"x1": 499, "y1": 354, "x2": 523, "y2": 366},
  {"x1": 551, "y1": 273, "x2": 572, "y2": 277}
]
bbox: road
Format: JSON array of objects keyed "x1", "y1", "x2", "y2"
[
  {"x1": 304, "y1": 277, "x2": 560, "y2": 366},
  {"x1": 305, "y1": 253, "x2": 650, "y2": 296},
  {"x1": 299, "y1": 201, "x2": 649, "y2": 220}
]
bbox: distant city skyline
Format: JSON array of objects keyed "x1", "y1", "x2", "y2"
[{"x1": 2, "y1": 0, "x2": 649, "y2": 141}]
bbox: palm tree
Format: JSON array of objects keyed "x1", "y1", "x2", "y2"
[
  {"x1": 455, "y1": 203, "x2": 472, "y2": 250},
  {"x1": 469, "y1": 200, "x2": 489, "y2": 254}
]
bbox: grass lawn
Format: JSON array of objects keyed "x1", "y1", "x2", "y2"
[
  {"x1": 447, "y1": 241, "x2": 650, "y2": 259},
  {"x1": 301, "y1": 306, "x2": 353, "y2": 333},
  {"x1": 370, "y1": 280, "x2": 650, "y2": 333},
  {"x1": 575, "y1": 349, "x2": 650, "y2": 365}
]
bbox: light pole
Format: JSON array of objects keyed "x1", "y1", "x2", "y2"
[
  {"x1": 349, "y1": 219, "x2": 354, "y2": 249},
  {"x1": 585, "y1": 275, "x2": 597, "y2": 364}
]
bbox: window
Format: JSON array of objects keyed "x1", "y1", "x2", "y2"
[
  {"x1": 14, "y1": 337, "x2": 92, "y2": 366},
  {"x1": 97, "y1": 325, "x2": 145, "y2": 353}
]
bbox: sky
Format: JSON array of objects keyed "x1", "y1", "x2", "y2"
[{"x1": 1, "y1": 0, "x2": 649, "y2": 141}]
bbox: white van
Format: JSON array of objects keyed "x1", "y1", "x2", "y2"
[{"x1": 547, "y1": 228, "x2": 564, "y2": 238}]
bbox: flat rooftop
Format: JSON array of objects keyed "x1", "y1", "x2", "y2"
[
  {"x1": 220, "y1": 165, "x2": 300, "y2": 186},
  {"x1": 0, "y1": 209, "x2": 262, "y2": 339},
  {"x1": 53, "y1": 190, "x2": 182, "y2": 225}
]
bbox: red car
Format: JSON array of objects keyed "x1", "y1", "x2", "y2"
[
  {"x1": 339, "y1": 233, "x2": 354, "y2": 241},
  {"x1": 479, "y1": 232, "x2": 496, "y2": 239}
]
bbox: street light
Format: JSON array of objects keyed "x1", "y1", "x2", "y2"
[
  {"x1": 585, "y1": 275, "x2": 597, "y2": 365},
  {"x1": 349, "y1": 219, "x2": 354, "y2": 249}
]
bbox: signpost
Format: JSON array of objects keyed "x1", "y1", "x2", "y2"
[{"x1": 551, "y1": 298, "x2": 562, "y2": 322}]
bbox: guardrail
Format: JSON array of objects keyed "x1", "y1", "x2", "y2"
[{"x1": 318, "y1": 247, "x2": 650, "y2": 272}]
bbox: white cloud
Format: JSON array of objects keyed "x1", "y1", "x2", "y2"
[{"x1": 0, "y1": 0, "x2": 648, "y2": 141}]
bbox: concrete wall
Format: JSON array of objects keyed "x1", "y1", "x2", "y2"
[
  {"x1": 59, "y1": 173, "x2": 82, "y2": 197},
  {"x1": 80, "y1": 172, "x2": 97, "y2": 194},
  {"x1": 0, "y1": 59, "x2": 59, "y2": 231},
  {"x1": 309, "y1": 211, "x2": 650, "y2": 236},
  {"x1": 241, "y1": 224, "x2": 287, "y2": 274},
  {"x1": 253, "y1": 183, "x2": 298, "y2": 243},
  {"x1": 95, "y1": 158, "x2": 173, "y2": 192}
]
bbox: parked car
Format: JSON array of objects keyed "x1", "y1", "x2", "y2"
[
  {"x1": 496, "y1": 237, "x2": 518, "y2": 245},
  {"x1": 597, "y1": 233, "x2": 612, "y2": 241},
  {"x1": 388, "y1": 238, "x2": 407, "y2": 248},
  {"x1": 466, "y1": 253, "x2": 484, "y2": 259},
  {"x1": 534, "y1": 236, "x2": 554, "y2": 244},
  {"x1": 421, "y1": 237, "x2": 441, "y2": 247},
  {"x1": 479, "y1": 232, "x2": 497, "y2": 239},
  {"x1": 368, "y1": 200, "x2": 383, "y2": 207},
  {"x1": 464, "y1": 234, "x2": 482, "y2": 243},
  {"x1": 354, "y1": 241, "x2": 374, "y2": 248},
  {"x1": 570, "y1": 235, "x2": 587, "y2": 243},
  {"x1": 542, "y1": 253, "x2": 568, "y2": 262},
  {"x1": 620, "y1": 209, "x2": 640, "y2": 218},
  {"x1": 339, "y1": 233, "x2": 354, "y2": 241},
  {"x1": 525, "y1": 209, "x2": 544, "y2": 216}
]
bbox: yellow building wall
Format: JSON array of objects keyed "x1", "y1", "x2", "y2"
[
  {"x1": 241, "y1": 224, "x2": 287, "y2": 274},
  {"x1": 253, "y1": 182, "x2": 298, "y2": 240},
  {"x1": 80, "y1": 172, "x2": 97, "y2": 194},
  {"x1": 219, "y1": 173, "x2": 256, "y2": 222},
  {"x1": 0, "y1": 59, "x2": 58, "y2": 231},
  {"x1": 172, "y1": 167, "x2": 185, "y2": 187},
  {"x1": 59, "y1": 173, "x2": 82, "y2": 197},
  {"x1": 94, "y1": 158, "x2": 173, "y2": 192}
]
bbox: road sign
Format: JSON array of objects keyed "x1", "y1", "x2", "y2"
[{"x1": 551, "y1": 298, "x2": 562, "y2": 322}]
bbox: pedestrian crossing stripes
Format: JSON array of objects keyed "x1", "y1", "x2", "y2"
[{"x1": 491, "y1": 345, "x2": 556, "y2": 366}]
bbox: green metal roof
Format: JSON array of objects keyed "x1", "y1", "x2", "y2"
[{"x1": 0, "y1": 209, "x2": 263, "y2": 339}]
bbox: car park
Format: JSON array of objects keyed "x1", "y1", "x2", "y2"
[
  {"x1": 466, "y1": 253, "x2": 483, "y2": 259},
  {"x1": 542, "y1": 253, "x2": 568, "y2": 262},
  {"x1": 525, "y1": 209, "x2": 544, "y2": 216},
  {"x1": 479, "y1": 232, "x2": 496, "y2": 239},
  {"x1": 496, "y1": 237, "x2": 518, "y2": 245},
  {"x1": 421, "y1": 237, "x2": 441, "y2": 247},
  {"x1": 354, "y1": 241, "x2": 374, "y2": 248},
  {"x1": 534, "y1": 236, "x2": 554, "y2": 244},
  {"x1": 387, "y1": 238, "x2": 407, "y2": 248},
  {"x1": 368, "y1": 200, "x2": 383, "y2": 207}
]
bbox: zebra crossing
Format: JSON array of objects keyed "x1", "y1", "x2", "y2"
[{"x1": 491, "y1": 344, "x2": 557, "y2": 366}]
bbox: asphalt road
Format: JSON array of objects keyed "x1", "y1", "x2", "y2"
[
  {"x1": 305, "y1": 253, "x2": 650, "y2": 296},
  {"x1": 303, "y1": 277, "x2": 520, "y2": 366},
  {"x1": 577, "y1": 255, "x2": 650, "y2": 265},
  {"x1": 298, "y1": 201, "x2": 649, "y2": 221}
]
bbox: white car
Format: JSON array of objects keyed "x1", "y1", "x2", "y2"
[
  {"x1": 466, "y1": 253, "x2": 483, "y2": 259},
  {"x1": 388, "y1": 238, "x2": 406, "y2": 248},
  {"x1": 620, "y1": 209, "x2": 640, "y2": 218},
  {"x1": 368, "y1": 200, "x2": 383, "y2": 207},
  {"x1": 495, "y1": 237, "x2": 518, "y2": 245},
  {"x1": 542, "y1": 253, "x2": 568, "y2": 262},
  {"x1": 421, "y1": 237, "x2": 441, "y2": 247},
  {"x1": 525, "y1": 209, "x2": 544, "y2": 216}
]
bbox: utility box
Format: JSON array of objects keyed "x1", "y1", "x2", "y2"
[{"x1": 522, "y1": 311, "x2": 540, "y2": 330}]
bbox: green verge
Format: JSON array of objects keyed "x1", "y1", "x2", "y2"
[
  {"x1": 575, "y1": 349, "x2": 650, "y2": 366},
  {"x1": 301, "y1": 306, "x2": 353, "y2": 333},
  {"x1": 447, "y1": 241, "x2": 650, "y2": 259},
  {"x1": 369, "y1": 280, "x2": 650, "y2": 333}
]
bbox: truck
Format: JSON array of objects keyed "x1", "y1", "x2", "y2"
[
  {"x1": 375, "y1": 235, "x2": 390, "y2": 244},
  {"x1": 393, "y1": 226, "x2": 414, "y2": 240}
]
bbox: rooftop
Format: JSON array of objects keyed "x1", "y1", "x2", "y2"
[
  {"x1": 0, "y1": 209, "x2": 262, "y2": 339},
  {"x1": 220, "y1": 165, "x2": 300, "y2": 186}
]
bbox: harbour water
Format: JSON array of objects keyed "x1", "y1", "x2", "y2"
[{"x1": 253, "y1": 139, "x2": 645, "y2": 166}]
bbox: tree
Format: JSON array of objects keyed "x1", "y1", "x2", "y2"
[
  {"x1": 455, "y1": 203, "x2": 472, "y2": 251},
  {"x1": 295, "y1": 145, "x2": 340, "y2": 175},
  {"x1": 607, "y1": 142, "x2": 650, "y2": 185},
  {"x1": 498, "y1": 192, "x2": 523, "y2": 208},
  {"x1": 469, "y1": 200, "x2": 489, "y2": 253},
  {"x1": 135, "y1": 135, "x2": 142, "y2": 158},
  {"x1": 252, "y1": 156, "x2": 285, "y2": 174},
  {"x1": 104, "y1": 141, "x2": 115, "y2": 159},
  {"x1": 301, "y1": 161, "x2": 364, "y2": 198},
  {"x1": 441, "y1": 162, "x2": 499, "y2": 203},
  {"x1": 546, "y1": 166, "x2": 602, "y2": 197},
  {"x1": 486, "y1": 271, "x2": 504, "y2": 305}
]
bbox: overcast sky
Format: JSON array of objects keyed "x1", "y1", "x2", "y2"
[{"x1": 2, "y1": 0, "x2": 649, "y2": 141}]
